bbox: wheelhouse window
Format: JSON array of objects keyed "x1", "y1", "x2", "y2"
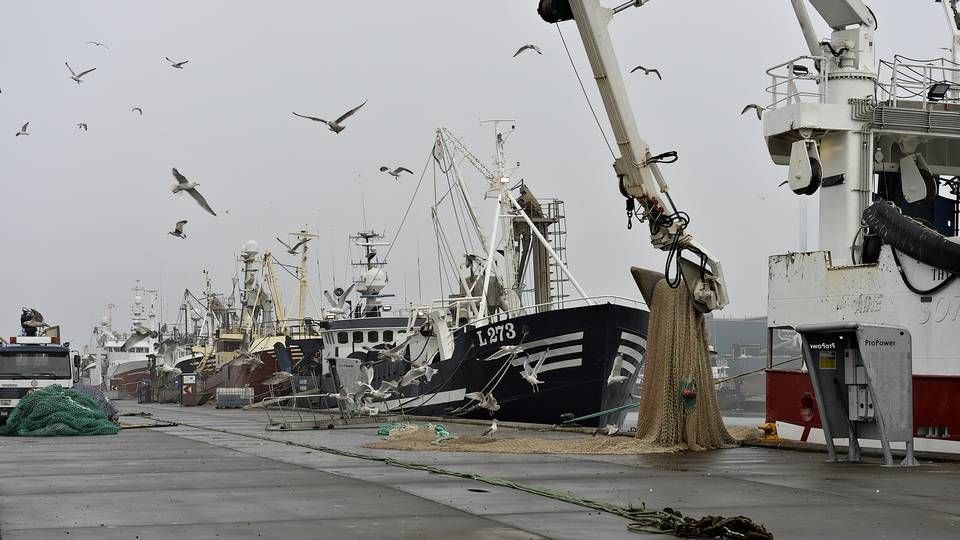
[
  {"x1": 383, "y1": 330, "x2": 394, "y2": 342},
  {"x1": 367, "y1": 331, "x2": 378, "y2": 343},
  {"x1": 352, "y1": 331, "x2": 364, "y2": 343},
  {"x1": 337, "y1": 332, "x2": 349, "y2": 344}
]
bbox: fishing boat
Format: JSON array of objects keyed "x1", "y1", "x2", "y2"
[
  {"x1": 83, "y1": 282, "x2": 161, "y2": 397},
  {"x1": 756, "y1": 2, "x2": 960, "y2": 450},
  {"x1": 352, "y1": 125, "x2": 649, "y2": 428}
]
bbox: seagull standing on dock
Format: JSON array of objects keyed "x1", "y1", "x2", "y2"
[
  {"x1": 165, "y1": 57, "x2": 189, "y2": 69},
  {"x1": 481, "y1": 420, "x2": 498, "y2": 438},
  {"x1": 379, "y1": 166, "x2": 413, "y2": 179},
  {"x1": 15, "y1": 122, "x2": 29, "y2": 137},
  {"x1": 741, "y1": 104, "x2": 764, "y2": 120},
  {"x1": 593, "y1": 424, "x2": 620, "y2": 437},
  {"x1": 606, "y1": 353, "x2": 628, "y2": 385},
  {"x1": 629, "y1": 65, "x2": 662, "y2": 79},
  {"x1": 65, "y1": 62, "x2": 96, "y2": 84},
  {"x1": 171, "y1": 168, "x2": 217, "y2": 216},
  {"x1": 292, "y1": 100, "x2": 367, "y2": 134},
  {"x1": 513, "y1": 44, "x2": 542, "y2": 57},
  {"x1": 168, "y1": 220, "x2": 188, "y2": 239}
]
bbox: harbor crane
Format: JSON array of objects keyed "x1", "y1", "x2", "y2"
[{"x1": 538, "y1": 0, "x2": 730, "y2": 313}]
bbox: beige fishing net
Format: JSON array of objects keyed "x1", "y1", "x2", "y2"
[{"x1": 633, "y1": 279, "x2": 737, "y2": 451}]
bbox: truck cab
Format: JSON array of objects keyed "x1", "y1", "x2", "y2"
[{"x1": 0, "y1": 336, "x2": 80, "y2": 425}]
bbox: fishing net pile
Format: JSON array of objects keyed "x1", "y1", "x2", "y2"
[
  {"x1": 0, "y1": 385, "x2": 120, "y2": 437},
  {"x1": 368, "y1": 425, "x2": 671, "y2": 454},
  {"x1": 368, "y1": 423, "x2": 759, "y2": 454},
  {"x1": 633, "y1": 280, "x2": 737, "y2": 451},
  {"x1": 71, "y1": 384, "x2": 120, "y2": 422}
]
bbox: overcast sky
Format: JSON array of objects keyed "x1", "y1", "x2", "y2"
[{"x1": 0, "y1": 1, "x2": 951, "y2": 342}]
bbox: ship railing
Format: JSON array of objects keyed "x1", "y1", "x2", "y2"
[
  {"x1": 878, "y1": 55, "x2": 960, "y2": 107},
  {"x1": 463, "y1": 295, "x2": 646, "y2": 330},
  {"x1": 764, "y1": 55, "x2": 829, "y2": 110}
]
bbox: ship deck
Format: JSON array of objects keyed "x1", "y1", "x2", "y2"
[{"x1": 1, "y1": 402, "x2": 959, "y2": 539}]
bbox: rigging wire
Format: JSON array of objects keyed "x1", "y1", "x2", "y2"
[
  {"x1": 382, "y1": 147, "x2": 433, "y2": 264},
  {"x1": 442, "y1": 162, "x2": 473, "y2": 262},
  {"x1": 556, "y1": 23, "x2": 617, "y2": 160}
]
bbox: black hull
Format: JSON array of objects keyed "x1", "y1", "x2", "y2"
[{"x1": 373, "y1": 302, "x2": 648, "y2": 428}]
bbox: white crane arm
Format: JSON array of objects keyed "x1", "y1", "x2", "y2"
[{"x1": 538, "y1": 0, "x2": 728, "y2": 312}]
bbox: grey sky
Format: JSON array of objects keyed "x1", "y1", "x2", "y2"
[{"x1": 0, "y1": 1, "x2": 950, "y2": 341}]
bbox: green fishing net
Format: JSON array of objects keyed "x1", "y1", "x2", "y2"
[{"x1": 0, "y1": 385, "x2": 119, "y2": 436}]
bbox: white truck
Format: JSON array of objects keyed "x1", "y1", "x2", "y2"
[{"x1": 0, "y1": 335, "x2": 81, "y2": 425}]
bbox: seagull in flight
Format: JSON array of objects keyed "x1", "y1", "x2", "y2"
[
  {"x1": 372, "y1": 333, "x2": 415, "y2": 363},
  {"x1": 741, "y1": 104, "x2": 764, "y2": 121},
  {"x1": 171, "y1": 168, "x2": 217, "y2": 216},
  {"x1": 629, "y1": 65, "x2": 662, "y2": 79},
  {"x1": 520, "y1": 350, "x2": 548, "y2": 392},
  {"x1": 292, "y1": 100, "x2": 367, "y2": 134},
  {"x1": 15, "y1": 122, "x2": 29, "y2": 137},
  {"x1": 481, "y1": 345, "x2": 524, "y2": 362},
  {"x1": 323, "y1": 283, "x2": 356, "y2": 316},
  {"x1": 367, "y1": 380, "x2": 399, "y2": 400},
  {"x1": 165, "y1": 57, "x2": 189, "y2": 69},
  {"x1": 513, "y1": 44, "x2": 542, "y2": 57},
  {"x1": 77, "y1": 123, "x2": 88, "y2": 131},
  {"x1": 606, "y1": 353, "x2": 628, "y2": 385},
  {"x1": 85, "y1": 41, "x2": 110, "y2": 49},
  {"x1": 121, "y1": 322, "x2": 158, "y2": 352},
  {"x1": 276, "y1": 236, "x2": 310, "y2": 255},
  {"x1": 168, "y1": 220, "x2": 188, "y2": 239},
  {"x1": 399, "y1": 364, "x2": 437, "y2": 387},
  {"x1": 481, "y1": 420, "x2": 498, "y2": 438},
  {"x1": 379, "y1": 166, "x2": 413, "y2": 179},
  {"x1": 65, "y1": 62, "x2": 96, "y2": 84},
  {"x1": 464, "y1": 391, "x2": 500, "y2": 414},
  {"x1": 131, "y1": 107, "x2": 143, "y2": 115}
]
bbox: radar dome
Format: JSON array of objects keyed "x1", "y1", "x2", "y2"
[{"x1": 241, "y1": 240, "x2": 259, "y2": 254}]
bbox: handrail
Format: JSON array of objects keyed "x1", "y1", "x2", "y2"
[
  {"x1": 764, "y1": 55, "x2": 829, "y2": 109},
  {"x1": 878, "y1": 56, "x2": 960, "y2": 106}
]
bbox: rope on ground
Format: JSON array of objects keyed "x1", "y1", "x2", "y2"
[{"x1": 162, "y1": 418, "x2": 771, "y2": 539}]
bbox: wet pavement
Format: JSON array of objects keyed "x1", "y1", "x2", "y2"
[{"x1": 1, "y1": 402, "x2": 958, "y2": 539}]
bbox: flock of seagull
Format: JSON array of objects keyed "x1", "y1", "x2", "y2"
[{"x1": 12, "y1": 38, "x2": 652, "y2": 439}]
